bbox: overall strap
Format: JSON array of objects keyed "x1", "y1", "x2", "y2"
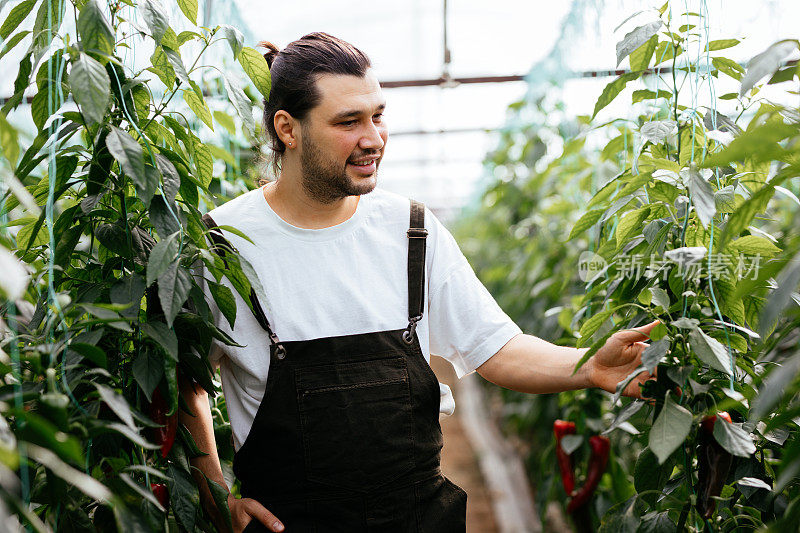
[
  {"x1": 201, "y1": 214, "x2": 285, "y2": 356},
  {"x1": 403, "y1": 199, "x2": 428, "y2": 344}
]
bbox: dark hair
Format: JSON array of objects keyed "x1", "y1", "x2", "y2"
[{"x1": 258, "y1": 32, "x2": 371, "y2": 178}]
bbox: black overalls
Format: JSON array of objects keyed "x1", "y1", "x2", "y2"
[{"x1": 202, "y1": 199, "x2": 468, "y2": 532}]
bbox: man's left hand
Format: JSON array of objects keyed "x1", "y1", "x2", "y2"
[{"x1": 587, "y1": 320, "x2": 661, "y2": 399}]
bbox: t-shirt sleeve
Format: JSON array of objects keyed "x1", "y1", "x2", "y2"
[{"x1": 426, "y1": 213, "x2": 522, "y2": 379}]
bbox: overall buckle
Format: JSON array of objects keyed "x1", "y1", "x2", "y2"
[{"x1": 402, "y1": 315, "x2": 422, "y2": 344}]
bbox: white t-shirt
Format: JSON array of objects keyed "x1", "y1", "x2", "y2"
[{"x1": 199, "y1": 186, "x2": 522, "y2": 450}]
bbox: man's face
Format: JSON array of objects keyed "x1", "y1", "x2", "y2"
[{"x1": 297, "y1": 70, "x2": 388, "y2": 203}]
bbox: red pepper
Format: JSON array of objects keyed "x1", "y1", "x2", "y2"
[
  {"x1": 150, "y1": 483, "x2": 169, "y2": 510},
  {"x1": 553, "y1": 420, "x2": 577, "y2": 495},
  {"x1": 150, "y1": 388, "x2": 177, "y2": 458},
  {"x1": 567, "y1": 435, "x2": 611, "y2": 514},
  {"x1": 696, "y1": 412, "x2": 733, "y2": 519}
]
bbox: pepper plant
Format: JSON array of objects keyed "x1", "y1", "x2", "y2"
[
  {"x1": 0, "y1": 0, "x2": 269, "y2": 530},
  {"x1": 459, "y1": 3, "x2": 800, "y2": 531},
  {"x1": 567, "y1": 5, "x2": 800, "y2": 530}
]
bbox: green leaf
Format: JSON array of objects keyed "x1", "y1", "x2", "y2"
[
  {"x1": 632, "y1": 89, "x2": 661, "y2": 104},
  {"x1": 102, "y1": 421, "x2": 159, "y2": 449},
  {"x1": 131, "y1": 84, "x2": 151, "y2": 121},
  {"x1": 568, "y1": 208, "x2": 604, "y2": 241},
  {"x1": 77, "y1": 0, "x2": 115, "y2": 55},
  {"x1": 26, "y1": 444, "x2": 112, "y2": 502},
  {"x1": 0, "y1": 0, "x2": 37, "y2": 40},
  {"x1": 71, "y1": 53, "x2": 110, "y2": 125},
  {"x1": 689, "y1": 327, "x2": 733, "y2": 375},
  {"x1": 616, "y1": 20, "x2": 662, "y2": 67},
  {"x1": 155, "y1": 153, "x2": 180, "y2": 204},
  {"x1": 640, "y1": 120, "x2": 676, "y2": 144},
  {"x1": 30, "y1": 85, "x2": 55, "y2": 131},
  {"x1": 204, "y1": 475, "x2": 233, "y2": 532},
  {"x1": 147, "y1": 231, "x2": 180, "y2": 286},
  {"x1": 219, "y1": 24, "x2": 243, "y2": 58},
  {"x1": 167, "y1": 464, "x2": 199, "y2": 532},
  {"x1": 713, "y1": 420, "x2": 756, "y2": 457},
  {"x1": 649, "y1": 287, "x2": 670, "y2": 311},
  {"x1": 740, "y1": 40, "x2": 798, "y2": 97},
  {"x1": 94, "y1": 384, "x2": 137, "y2": 431},
  {"x1": 711, "y1": 57, "x2": 744, "y2": 81},
  {"x1": 0, "y1": 111, "x2": 19, "y2": 165},
  {"x1": 223, "y1": 74, "x2": 255, "y2": 136},
  {"x1": 142, "y1": 321, "x2": 179, "y2": 361},
  {"x1": 0, "y1": 30, "x2": 30, "y2": 60},
  {"x1": 208, "y1": 281, "x2": 236, "y2": 329},
  {"x1": 641, "y1": 338, "x2": 669, "y2": 374},
  {"x1": 629, "y1": 35, "x2": 657, "y2": 71},
  {"x1": 598, "y1": 498, "x2": 640, "y2": 532},
  {"x1": 193, "y1": 141, "x2": 213, "y2": 187},
  {"x1": 728, "y1": 235, "x2": 781, "y2": 257},
  {"x1": 138, "y1": 164, "x2": 160, "y2": 207},
  {"x1": 760, "y1": 251, "x2": 800, "y2": 339},
  {"x1": 708, "y1": 39, "x2": 739, "y2": 51},
  {"x1": 616, "y1": 206, "x2": 650, "y2": 247},
  {"x1": 215, "y1": 225, "x2": 256, "y2": 245},
  {"x1": 183, "y1": 89, "x2": 213, "y2": 130},
  {"x1": 177, "y1": 0, "x2": 197, "y2": 24},
  {"x1": 162, "y1": 46, "x2": 189, "y2": 85},
  {"x1": 649, "y1": 392, "x2": 692, "y2": 464},
  {"x1": 684, "y1": 167, "x2": 716, "y2": 228},
  {"x1": 69, "y1": 342, "x2": 107, "y2": 368},
  {"x1": 31, "y1": 0, "x2": 65, "y2": 52},
  {"x1": 654, "y1": 41, "x2": 682, "y2": 65},
  {"x1": 106, "y1": 126, "x2": 145, "y2": 183},
  {"x1": 238, "y1": 46, "x2": 271, "y2": 98},
  {"x1": 638, "y1": 512, "x2": 675, "y2": 532},
  {"x1": 213, "y1": 110, "x2": 236, "y2": 135},
  {"x1": 132, "y1": 347, "x2": 163, "y2": 402},
  {"x1": 578, "y1": 307, "x2": 614, "y2": 347},
  {"x1": 634, "y1": 448, "x2": 673, "y2": 507},
  {"x1": 593, "y1": 73, "x2": 639, "y2": 119},
  {"x1": 140, "y1": 0, "x2": 169, "y2": 44},
  {"x1": 149, "y1": 46, "x2": 175, "y2": 87},
  {"x1": 158, "y1": 262, "x2": 192, "y2": 327}
]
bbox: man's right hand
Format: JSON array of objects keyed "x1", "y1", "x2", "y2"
[{"x1": 228, "y1": 493, "x2": 285, "y2": 533}]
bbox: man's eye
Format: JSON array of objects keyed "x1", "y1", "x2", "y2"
[
  {"x1": 339, "y1": 120, "x2": 357, "y2": 126},
  {"x1": 373, "y1": 113, "x2": 383, "y2": 121}
]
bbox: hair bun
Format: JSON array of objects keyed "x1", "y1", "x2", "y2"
[{"x1": 258, "y1": 41, "x2": 280, "y2": 68}]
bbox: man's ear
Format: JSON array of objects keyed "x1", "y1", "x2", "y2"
[{"x1": 274, "y1": 110, "x2": 297, "y2": 147}]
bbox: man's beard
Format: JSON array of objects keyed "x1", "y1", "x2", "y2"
[{"x1": 299, "y1": 131, "x2": 379, "y2": 204}]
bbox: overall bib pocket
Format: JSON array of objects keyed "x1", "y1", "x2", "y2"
[{"x1": 296, "y1": 355, "x2": 416, "y2": 491}]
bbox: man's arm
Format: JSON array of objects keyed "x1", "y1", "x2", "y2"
[
  {"x1": 476, "y1": 321, "x2": 660, "y2": 398},
  {"x1": 178, "y1": 376, "x2": 285, "y2": 533}
]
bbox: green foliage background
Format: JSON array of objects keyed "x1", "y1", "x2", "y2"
[
  {"x1": 455, "y1": 5, "x2": 800, "y2": 531},
  {"x1": 0, "y1": 0, "x2": 269, "y2": 530}
]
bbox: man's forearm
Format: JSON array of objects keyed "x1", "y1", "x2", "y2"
[
  {"x1": 178, "y1": 375, "x2": 230, "y2": 526},
  {"x1": 476, "y1": 333, "x2": 594, "y2": 394}
]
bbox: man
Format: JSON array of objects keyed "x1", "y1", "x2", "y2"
[{"x1": 181, "y1": 32, "x2": 657, "y2": 533}]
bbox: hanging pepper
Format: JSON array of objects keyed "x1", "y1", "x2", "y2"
[
  {"x1": 150, "y1": 387, "x2": 177, "y2": 458},
  {"x1": 150, "y1": 483, "x2": 169, "y2": 510},
  {"x1": 567, "y1": 435, "x2": 611, "y2": 514},
  {"x1": 553, "y1": 420, "x2": 577, "y2": 495},
  {"x1": 696, "y1": 411, "x2": 733, "y2": 519},
  {"x1": 40, "y1": 368, "x2": 70, "y2": 432}
]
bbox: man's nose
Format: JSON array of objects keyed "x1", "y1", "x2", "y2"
[{"x1": 359, "y1": 121, "x2": 385, "y2": 151}]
